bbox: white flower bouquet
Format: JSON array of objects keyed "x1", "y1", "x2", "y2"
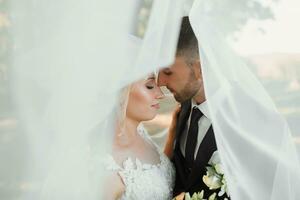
[{"x1": 202, "y1": 163, "x2": 229, "y2": 198}]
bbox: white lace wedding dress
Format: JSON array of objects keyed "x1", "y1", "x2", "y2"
[{"x1": 102, "y1": 125, "x2": 175, "y2": 200}]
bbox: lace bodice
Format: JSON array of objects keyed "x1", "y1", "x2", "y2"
[{"x1": 102, "y1": 125, "x2": 175, "y2": 200}]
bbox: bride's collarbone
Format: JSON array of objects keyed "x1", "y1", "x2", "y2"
[{"x1": 112, "y1": 139, "x2": 161, "y2": 167}]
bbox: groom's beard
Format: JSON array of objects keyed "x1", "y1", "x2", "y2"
[
  {"x1": 172, "y1": 74, "x2": 200, "y2": 103},
  {"x1": 174, "y1": 89, "x2": 196, "y2": 103},
  {"x1": 172, "y1": 83, "x2": 199, "y2": 103}
]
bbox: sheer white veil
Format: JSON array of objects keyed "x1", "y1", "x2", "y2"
[
  {"x1": 1, "y1": 0, "x2": 300, "y2": 199},
  {"x1": 4, "y1": 0, "x2": 183, "y2": 199},
  {"x1": 188, "y1": 0, "x2": 300, "y2": 199}
]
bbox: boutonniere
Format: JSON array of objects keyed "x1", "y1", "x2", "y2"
[
  {"x1": 202, "y1": 162, "x2": 229, "y2": 199},
  {"x1": 173, "y1": 153, "x2": 230, "y2": 200},
  {"x1": 173, "y1": 190, "x2": 217, "y2": 200},
  {"x1": 175, "y1": 161, "x2": 230, "y2": 200},
  {"x1": 184, "y1": 190, "x2": 217, "y2": 200}
]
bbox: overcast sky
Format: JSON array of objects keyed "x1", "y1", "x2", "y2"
[{"x1": 232, "y1": 0, "x2": 300, "y2": 56}]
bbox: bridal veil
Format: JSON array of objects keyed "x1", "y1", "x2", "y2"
[{"x1": 1, "y1": 0, "x2": 299, "y2": 199}]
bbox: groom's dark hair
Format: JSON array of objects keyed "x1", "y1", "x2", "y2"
[{"x1": 176, "y1": 16, "x2": 199, "y2": 62}]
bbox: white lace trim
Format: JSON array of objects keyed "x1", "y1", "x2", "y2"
[{"x1": 102, "y1": 124, "x2": 175, "y2": 200}]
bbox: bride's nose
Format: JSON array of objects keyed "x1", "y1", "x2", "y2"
[{"x1": 155, "y1": 87, "x2": 165, "y2": 99}]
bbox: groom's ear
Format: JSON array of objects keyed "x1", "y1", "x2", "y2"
[{"x1": 191, "y1": 60, "x2": 202, "y2": 79}]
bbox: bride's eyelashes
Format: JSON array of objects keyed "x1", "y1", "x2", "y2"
[
  {"x1": 146, "y1": 83, "x2": 155, "y2": 89},
  {"x1": 146, "y1": 85, "x2": 154, "y2": 89},
  {"x1": 145, "y1": 79, "x2": 156, "y2": 89}
]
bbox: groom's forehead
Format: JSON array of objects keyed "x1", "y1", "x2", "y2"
[
  {"x1": 161, "y1": 67, "x2": 171, "y2": 71},
  {"x1": 159, "y1": 57, "x2": 187, "y2": 72},
  {"x1": 172, "y1": 57, "x2": 188, "y2": 69}
]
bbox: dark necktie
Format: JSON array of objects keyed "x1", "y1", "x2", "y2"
[{"x1": 185, "y1": 107, "x2": 203, "y2": 167}]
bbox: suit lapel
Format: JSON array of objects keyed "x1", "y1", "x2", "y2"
[
  {"x1": 175, "y1": 100, "x2": 191, "y2": 141},
  {"x1": 173, "y1": 100, "x2": 191, "y2": 188},
  {"x1": 186, "y1": 126, "x2": 217, "y2": 189}
]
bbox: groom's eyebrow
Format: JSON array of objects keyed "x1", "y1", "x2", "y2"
[
  {"x1": 162, "y1": 68, "x2": 172, "y2": 75},
  {"x1": 162, "y1": 68, "x2": 171, "y2": 72}
]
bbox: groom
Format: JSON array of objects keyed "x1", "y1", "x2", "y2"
[{"x1": 158, "y1": 17, "x2": 229, "y2": 199}]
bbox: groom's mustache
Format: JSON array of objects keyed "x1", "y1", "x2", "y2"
[
  {"x1": 167, "y1": 87, "x2": 176, "y2": 94},
  {"x1": 165, "y1": 86, "x2": 173, "y2": 92}
]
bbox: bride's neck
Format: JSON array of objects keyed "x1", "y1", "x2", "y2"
[{"x1": 114, "y1": 117, "x2": 140, "y2": 147}]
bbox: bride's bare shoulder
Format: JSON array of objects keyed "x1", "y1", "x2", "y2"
[{"x1": 102, "y1": 170, "x2": 125, "y2": 200}]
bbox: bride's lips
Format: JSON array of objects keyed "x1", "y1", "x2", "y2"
[{"x1": 151, "y1": 103, "x2": 160, "y2": 109}]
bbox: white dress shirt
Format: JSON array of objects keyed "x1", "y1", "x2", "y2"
[{"x1": 180, "y1": 100, "x2": 212, "y2": 159}]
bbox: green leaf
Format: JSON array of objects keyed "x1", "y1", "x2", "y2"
[
  {"x1": 185, "y1": 192, "x2": 192, "y2": 200},
  {"x1": 208, "y1": 192, "x2": 217, "y2": 200}
]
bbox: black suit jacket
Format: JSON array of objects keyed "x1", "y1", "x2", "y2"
[{"x1": 172, "y1": 100, "x2": 229, "y2": 199}]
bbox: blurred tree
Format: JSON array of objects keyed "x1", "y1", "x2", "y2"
[
  {"x1": 0, "y1": 0, "x2": 11, "y2": 117},
  {"x1": 135, "y1": 0, "x2": 275, "y2": 38}
]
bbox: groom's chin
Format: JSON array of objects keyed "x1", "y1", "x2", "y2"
[{"x1": 174, "y1": 94, "x2": 187, "y2": 103}]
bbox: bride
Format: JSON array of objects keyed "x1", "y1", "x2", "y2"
[{"x1": 102, "y1": 74, "x2": 175, "y2": 200}]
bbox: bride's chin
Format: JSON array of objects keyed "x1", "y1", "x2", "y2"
[{"x1": 142, "y1": 112, "x2": 157, "y2": 122}]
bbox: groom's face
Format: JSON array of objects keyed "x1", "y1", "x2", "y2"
[{"x1": 158, "y1": 56, "x2": 203, "y2": 103}]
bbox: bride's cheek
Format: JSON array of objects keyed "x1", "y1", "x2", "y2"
[
  {"x1": 140, "y1": 89, "x2": 157, "y2": 116},
  {"x1": 137, "y1": 87, "x2": 151, "y2": 105},
  {"x1": 131, "y1": 86, "x2": 157, "y2": 120},
  {"x1": 133, "y1": 87, "x2": 150, "y2": 111}
]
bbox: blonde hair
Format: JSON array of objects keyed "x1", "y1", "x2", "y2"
[{"x1": 116, "y1": 84, "x2": 132, "y2": 136}]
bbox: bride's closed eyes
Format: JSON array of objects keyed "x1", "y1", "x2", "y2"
[
  {"x1": 146, "y1": 84, "x2": 154, "y2": 89},
  {"x1": 126, "y1": 75, "x2": 163, "y2": 122},
  {"x1": 145, "y1": 77, "x2": 156, "y2": 90}
]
